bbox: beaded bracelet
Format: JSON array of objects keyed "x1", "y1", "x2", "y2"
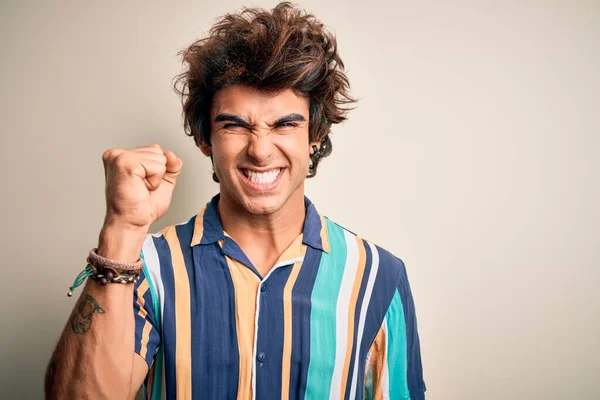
[
  {"x1": 67, "y1": 264, "x2": 141, "y2": 296},
  {"x1": 92, "y1": 266, "x2": 140, "y2": 286},
  {"x1": 67, "y1": 248, "x2": 144, "y2": 296}
]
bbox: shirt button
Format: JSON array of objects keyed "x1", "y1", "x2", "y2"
[
  {"x1": 260, "y1": 283, "x2": 267, "y2": 292},
  {"x1": 257, "y1": 352, "x2": 267, "y2": 363}
]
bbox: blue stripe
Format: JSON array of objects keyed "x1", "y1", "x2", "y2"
[
  {"x1": 396, "y1": 259, "x2": 426, "y2": 399},
  {"x1": 291, "y1": 248, "x2": 322, "y2": 400},
  {"x1": 191, "y1": 242, "x2": 239, "y2": 398},
  {"x1": 256, "y1": 264, "x2": 294, "y2": 399},
  {"x1": 222, "y1": 236, "x2": 262, "y2": 279}
]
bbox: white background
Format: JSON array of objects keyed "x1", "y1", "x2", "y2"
[{"x1": 1, "y1": 1, "x2": 598, "y2": 398}]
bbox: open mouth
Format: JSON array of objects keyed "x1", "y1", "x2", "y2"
[{"x1": 239, "y1": 167, "x2": 284, "y2": 189}]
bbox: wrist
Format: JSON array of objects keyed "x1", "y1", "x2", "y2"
[{"x1": 97, "y1": 223, "x2": 148, "y2": 263}]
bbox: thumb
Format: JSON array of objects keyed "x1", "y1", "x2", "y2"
[{"x1": 162, "y1": 151, "x2": 183, "y2": 185}]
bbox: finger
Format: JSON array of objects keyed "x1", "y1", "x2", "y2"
[
  {"x1": 134, "y1": 144, "x2": 164, "y2": 155},
  {"x1": 135, "y1": 151, "x2": 167, "y2": 165},
  {"x1": 104, "y1": 148, "x2": 164, "y2": 173},
  {"x1": 162, "y1": 151, "x2": 183, "y2": 185},
  {"x1": 111, "y1": 151, "x2": 163, "y2": 176},
  {"x1": 137, "y1": 159, "x2": 166, "y2": 191}
]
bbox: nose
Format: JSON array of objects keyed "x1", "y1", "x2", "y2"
[{"x1": 247, "y1": 134, "x2": 274, "y2": 165}]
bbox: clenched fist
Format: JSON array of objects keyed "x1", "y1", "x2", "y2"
[{"x1": 101, "y1": 144, "x2": 183, "y2": 231}]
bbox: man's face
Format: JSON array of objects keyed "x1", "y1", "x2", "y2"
[{"x1": 203, "y1": 84, "x2": 315, "y2": 215}]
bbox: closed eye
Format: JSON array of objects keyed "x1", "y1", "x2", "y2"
[
  {"x1": 223, "y1": 123, "x2": 244, "y2": 129},
  {"x1": 275, "y1": 122, "x2": 298, "y2": 128},
  {"x1": 270, "y1": 113, "x2": 306, "y2": 129}
]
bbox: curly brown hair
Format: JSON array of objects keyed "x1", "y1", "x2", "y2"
[{"x1": 173, "y1": 2, "x2": 355, "y2": 180}]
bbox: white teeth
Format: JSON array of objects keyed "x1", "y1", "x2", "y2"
[{"x1": 244, "y1": 168, "x2": 281, "y2": 184}]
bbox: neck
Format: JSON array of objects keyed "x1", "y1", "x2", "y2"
[{"x1": 217, "y1": 189, "x2": 306, "y2": 274}]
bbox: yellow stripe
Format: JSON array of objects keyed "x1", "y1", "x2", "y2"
[
  {"x1": 136, "y1": 279, "x2": 149, "y2": 319},
  {"x1": 164, "y1": 226, "x2": 192, "y2": 399},
  {"x1": 140, "y1": 321, "x2": 153, "y2": 359},
  {"x1": 339, "y1": 237, "x2": 367, "y2": 399},
  {"x1": 225, "y1": 255, "x2": 259, "y2": 400},
  {"x1": 190, "y1": 207, "x2": 206, "y2": 246},
  {"x1": 281, "y1": 241, "x2": 307, "y2": 400}
]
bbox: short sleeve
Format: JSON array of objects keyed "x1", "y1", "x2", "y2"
[
  {"x1": 364, "y1": 260, "x2": 426, "y2": 400},
  {"x1": 133, "y1": 267, "x2": 161, "y2": 368}
]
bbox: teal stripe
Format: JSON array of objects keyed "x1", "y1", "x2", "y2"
[
  {"x1": 140, "y1": 250, "x2": 163, "y2": 400},
  {"x1": 304, "y1": 219, "x2": 347, "y2": 399},
  {"x1": 386, "y1": 289, "x2": 410, "y2": 399}
]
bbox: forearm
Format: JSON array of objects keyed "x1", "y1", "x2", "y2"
[
  {"x1": 45, "y1": 282, "x2": 136, "y2": 399},
  {"x1": 45, "y1": 226, "x2": 147, "y2": 400}
]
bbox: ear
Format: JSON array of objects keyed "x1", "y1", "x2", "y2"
[{"x1": 199, "y1": 139, "x2": 212, "y2": 156}]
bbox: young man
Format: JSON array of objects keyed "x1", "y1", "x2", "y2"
[{"x1": 45, "y1": 3, "x2": 425, "y2": 399}]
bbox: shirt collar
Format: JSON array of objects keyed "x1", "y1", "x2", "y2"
[{"x1": 190, "y1": 193, "x2": 330, "y2": 253}]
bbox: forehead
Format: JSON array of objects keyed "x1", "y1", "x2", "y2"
[{"x1": 211, "y1": 84, "x2": 309, "y2": 120}]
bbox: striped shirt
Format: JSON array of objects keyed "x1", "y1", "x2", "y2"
[{"x1": 134, "y1": 194, "x2": 426, "y2": 399}]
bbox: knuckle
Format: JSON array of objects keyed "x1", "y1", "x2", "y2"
[
  {"x1": 155, "y1": 162, "x2": 167, "y2": 175},
  {"x1": 113, "y1": 151, "x2": 132, "y2": 169},
  {"x1": 102, "y1": 148, "x2": 114, "y2": 162}
]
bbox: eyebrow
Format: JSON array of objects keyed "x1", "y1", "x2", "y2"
[
  {"x1": 269, "y1": 113, "x2": 306, "y2": 126},
  {"x1": 214, "y1": 113, "x2": 251, "y2": 128},
  {"x1": 214, "y1": 113, "x2": 306, "y2": 128}
]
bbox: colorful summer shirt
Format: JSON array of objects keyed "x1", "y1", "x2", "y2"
[{"x1": 133, "y1": 194, "x2": 426, "y2": 399}]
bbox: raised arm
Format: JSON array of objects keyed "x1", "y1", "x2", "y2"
[{"x1": 44, "y1": 144, "x2": 182, "y2": 399}]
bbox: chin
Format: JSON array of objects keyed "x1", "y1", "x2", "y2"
[
  {"x1": 220, "y1": 167, "x2": 304, "y2": 215},
  {"x1": 241, "y1": 194, "x2": 286, "y2": 215}
]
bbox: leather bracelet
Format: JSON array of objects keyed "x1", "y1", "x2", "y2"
[
  {"x1": 91, "y1": 266, "x2": 140, "y2": 286},
  {"x1": 67, "y1": 263, "x2": 141, "y2": 297},
  {"x1": 88, "y1": 247, "x2": 144, "y2": 273}
]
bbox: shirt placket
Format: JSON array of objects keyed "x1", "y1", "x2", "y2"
[{"x1": 251, "y1": 257, "x2": 303, "y2": 400}]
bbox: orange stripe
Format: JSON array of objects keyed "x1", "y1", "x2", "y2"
[
  {"x1": 371, "y1": 326, "x2": 387, "y2": 400},
  {"x1": 136, "y1": 279, "x2": 149, "y2": 319},
  {"x1": 339, "y1": 237, "x2": 367, "y2": 399},
  {"x1": 140, "y1": 321, "x2": 153, "y2": 359},
  {"x1": 275, "y1": 233, "x2": 304, "y2": 264},
  {"x1": 280, "y1": 242, "x2": 307, "y2": 400},
  {"x1": 225, "y1": 256, "x2": 259, "y2": 400},
  {"x1": 164, "y1": 226, "x2": 192, "y2": 399},
  {"x1": 190, "y1": 207, "x2": 206, "y2": 246},
  {"x1": 319, "y1": 214, "x2": 331, "y2": 253}
]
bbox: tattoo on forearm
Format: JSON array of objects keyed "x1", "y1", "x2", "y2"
[{"x1": 71, "y1": 294, "x2": 105, "y2": 334}]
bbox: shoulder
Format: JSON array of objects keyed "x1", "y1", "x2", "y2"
[
  {"x1": 144, "y1": 215, "x2": 197, "y2": 251},
  {"x1": 139, "y1": 214, "x2": 198, "y2": 273},
  {"x1": 324, "y1": 216, "x2": 408, "y2": 289}
]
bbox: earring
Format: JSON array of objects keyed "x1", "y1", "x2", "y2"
[{"x1": 311, "y1": 145, "x2": 320, "y2": 157}]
